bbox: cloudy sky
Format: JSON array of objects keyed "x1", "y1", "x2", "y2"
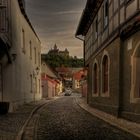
[{"x1": 25, "y1": 0, "x2": 86, "y2": 58}]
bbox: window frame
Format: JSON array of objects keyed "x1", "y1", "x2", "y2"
[
  {"x1": 22, "y1": 29, "x2": 25, "y2": 53},
  {"x1": 29, "y1": 41, "x2": 32, "y2": 59},
  {"x1": 102, "y1": 55, "x2": 109, "y2": 93},
  {"x1": 101, "y1": 51, "x2": 110, "y2": 97},
  {"x1": 130, "y1": 41, "x2": 140, "y2": 103},
  {"x1": 103, "y1": 0, "x2": 109, "y2": 29},
  {"x1": 92, "y1": 60, "x2": 99, "y2": 97}
]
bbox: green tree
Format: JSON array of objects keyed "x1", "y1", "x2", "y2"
[{"x1": 43, "y1": 53, "x2": 84, "y2": 69}]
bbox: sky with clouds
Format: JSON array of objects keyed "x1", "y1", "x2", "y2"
[{"x1": 25, "y1": 0, "x2": 87, "y2": 58}]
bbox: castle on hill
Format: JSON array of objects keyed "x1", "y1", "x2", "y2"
[{"x1": 48, "y1": 44, "x2": 69, "y2": 58}]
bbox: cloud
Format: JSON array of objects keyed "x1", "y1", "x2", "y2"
[
  {"x1": 25, "y1": 0, "x2": 86, "y2": 57},
  {"x1": 52, "y1": 10, "x2": 82, "y2": 15}
]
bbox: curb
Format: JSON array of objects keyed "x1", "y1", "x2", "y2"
[
  {"x1": 16, "y1": 101, "x2": 47, "y2": 140},
  {"x1": 75, "y1": 97, "x2": 140, "y2": 139},
  {"x1": 16, "y1": 97, "x2": 60, "y2": 140}
]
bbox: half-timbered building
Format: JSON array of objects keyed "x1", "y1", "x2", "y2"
[{"x1": 76, "y1": 0, "x2": 140, "y2": 122}]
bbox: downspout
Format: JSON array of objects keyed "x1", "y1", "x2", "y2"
[
  {"x1": 76, "y1": 35, "x2": 89, "y2": 103},
  {"x1": 75, "y1": 35, "x2": 85, "y2": 65}
]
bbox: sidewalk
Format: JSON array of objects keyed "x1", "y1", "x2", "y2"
[
  {"x1": 76, "y1": 97, "x2": 140, "y2": 139},
  {"x1": 0, "y1": 99, "x2": 49, "y2": 140}
]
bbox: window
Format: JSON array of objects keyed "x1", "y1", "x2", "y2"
[
  {"x1": 22, "y1": 29, "x2": 25, "y2": 53},
  {"x1": 92, "y1": 61, "x2": 99, "y2": 97},
  {"x1": 94, "y1": 63, "x2": 98, "y2": 94},
  {"x1": 30, "y1": 74, "x2": 33, "y2": 93},
  {"x1": 103, "y1": 0, "x2": 109, "y2": 28},
  {"x1": 95, "y1": 18, "x2": 98, "y2": 39},
  {"x1": 0, "y1": 0, "x2": 8, "y2": 32},
  {"x1": 0, "y1": 0, "x2": 7, "y2": 5},
  {"x1": 34, "y1": 77, "x2": 37, "y2": 94},
  {"x1": 102, "y1": 55, "x2": 109, "y2": 93},
  {"x1": 38, "y1": 79, "x2": 40, "y2": 94},
  {"x1": 114, "y1": 0, "x2": 118, "y2": 12},
  {"x1": 29, "y1": 41, "x2": 32, "y2": 59},
  {"x1": 131, "y1": 42, "x2": 140, "y2": 103},
  {"x1": 34, "y1": 47, "x2": 36, "y2": 64},
  {"x1": 38, "y1": 52, "x2": 40, "y2": 66}
]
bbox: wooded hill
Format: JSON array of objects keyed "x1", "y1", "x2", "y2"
[{"x1": 42, "y1": 53, "x2": 84, "y2": 69}]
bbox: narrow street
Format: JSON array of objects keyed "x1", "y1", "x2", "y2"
[
  {"x1": 0, "y1": 0, "x2": 140, "y2": 140},
  {"x1": 22, "y1": 93, "x2": 139, "y2": 140}
]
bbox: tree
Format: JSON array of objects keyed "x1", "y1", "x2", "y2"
[{"x1": 43, "y1": 53, "x2": 84, "y2": 69}]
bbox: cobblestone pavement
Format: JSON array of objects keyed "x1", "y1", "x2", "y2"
[
  {"x1": 0, "y1": 100, "x2": 47, "y2": 140},
  {"x1": 36, "y1": 95, "x2": 139, "y2": 140}
]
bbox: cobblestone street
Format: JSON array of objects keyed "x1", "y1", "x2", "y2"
[
  {"x1": 0, "y1": 102, "x2": 37, "y2": 140},
  {"x1": 0, "y1": 100, "x2": 47, "y2": 140},
  {"x1": 33, "y1": 94, "x2": 139, "y2": 140}
]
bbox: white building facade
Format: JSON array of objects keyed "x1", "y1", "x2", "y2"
[{"x1": 0, "y1": 0, "x2": 41, "y2": 112}]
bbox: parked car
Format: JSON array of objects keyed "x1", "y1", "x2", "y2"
[
  {"x1": 64, "y1": 92, "x2": 71, "y2": 96},
  {"x1": 64, "y1": 88, "x2": 72, "y2": 96}
]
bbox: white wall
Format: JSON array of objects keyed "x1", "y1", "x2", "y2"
[{"x1": 1, "y1": 0, "x2": 42, "y2": 111}]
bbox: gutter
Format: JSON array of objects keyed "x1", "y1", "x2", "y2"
[{"x1": 75, "y1": 35, "x2": 84, "y2": 41}]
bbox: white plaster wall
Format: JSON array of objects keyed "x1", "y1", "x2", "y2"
[{"x1": 2, "y1": 0, "x2": 41, "y2": 111}]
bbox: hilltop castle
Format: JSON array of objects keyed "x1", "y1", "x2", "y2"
[{"x1": 48, "y1": 44, "x2": 69, "y2": 58}]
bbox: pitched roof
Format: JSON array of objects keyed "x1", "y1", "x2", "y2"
[
  {"x1": 55, "y1": 66, "x2": 71, "y2": 73},
  {"x1": 18, "y1": 0, "x2": 40, "y2": 42},
  {"x1": 75, "y1": 0, "x2": 103, "y2": 36},
  {"x1": 41, "y1": 62, "x2": 58, "y2": 79},
  {"x1": 73, "y1": 70, "x2": 84, "y2": 80}
]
